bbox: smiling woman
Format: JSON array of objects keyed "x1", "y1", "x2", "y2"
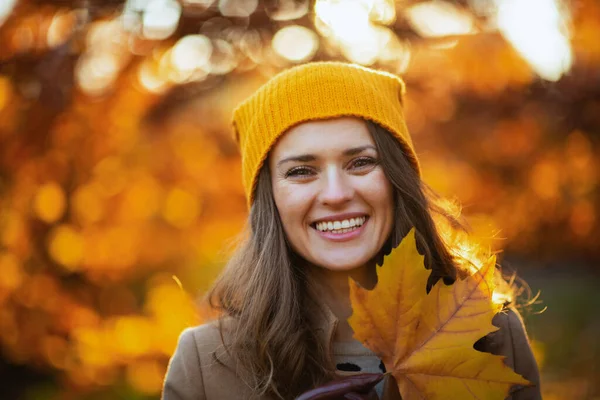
[{"x1": 161, "y1": 62, "x2": 541, "y2": 400}]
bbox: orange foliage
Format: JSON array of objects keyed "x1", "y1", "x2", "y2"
[{"x1": 0, "y1": 34, "x2": 246, "y2": 395}]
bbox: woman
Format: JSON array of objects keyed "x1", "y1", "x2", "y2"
[{"x1": 162, "y1": 62, "x2": 541, "y2": 399}]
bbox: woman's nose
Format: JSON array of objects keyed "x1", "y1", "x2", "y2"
[{"x1": 318, "y1": 167, "x2": 353, "y2": 206}]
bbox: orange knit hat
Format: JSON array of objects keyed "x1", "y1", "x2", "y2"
[{"x1": 232, "y1": 62, "x2": 420, "y2": 206}]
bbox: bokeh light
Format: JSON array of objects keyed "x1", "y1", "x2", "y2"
[
  {"x1": 76, "y1": 53, "x2": 120, "y2": 96},
  {"x1": 495, "y1": 0, "x2": 572, "y2": 81},
  {"x1": 47, "y1": 10, "x2": 79, "y2": 48},
  {"x1": 0, "y1": 253, "x2": 23, "y2": 300},
  {"x1": 315, "y1": 0, "x2": 398, "y2": 65},
  {"x1": 183, "y1": 0, "x2": 215, "y2": 8},
  {"x1": 406, "y1": 1, "x2": 475, "y2": 37},
  {"x1": 48, "y1": 225, "x2": 85, "y2": 271},
  {"x1": 138, "y1": 58, "x2": 171, "y2": 93},
  {"x1": 218, "y1": 0, "x2": 258, "y2": 18},
  {"x1": 162, "y1": 187, "x2": 200, "y2": 229},
  {"x1": 33, "y1": 182, "x2": 66, "y2": 223},
  {"x1": 264, "y1": 0, "x2": 310, "y2": 21},
  {"x1": 142, "y1": 0, "x2": 182, "y2": 40},
  {"x1": 207, "y1": 38, "x2": 237, "y2": 74},
  {"x1": 0, "y1": 0, "x2": 17, "y2": 27},
  {"x1": 272, "y1": 25, "x2": 319, "y2": 63},
  {"x1": 171, "y1": 35, "x2": 213, "y2": 72}
]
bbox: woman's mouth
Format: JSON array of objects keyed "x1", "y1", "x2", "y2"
[
  {"x1": 313, "y1": 216, "x2": 367, "y2": 234},
  {"x1": 311, "y1": 216, "x2": 369, "y2": 241}
]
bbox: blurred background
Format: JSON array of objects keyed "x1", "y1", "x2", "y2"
[{"x1": 0, "y1": 0, "x2": 598, "y2": 398}]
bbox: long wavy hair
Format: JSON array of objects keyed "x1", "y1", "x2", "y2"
[{"x1": 207, "y1": 120, "x2": 512, "y2": 399}]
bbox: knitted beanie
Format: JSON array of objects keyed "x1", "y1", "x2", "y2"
[{"x1": 232, "y1": 61, "x2": 420, "y2": 206}]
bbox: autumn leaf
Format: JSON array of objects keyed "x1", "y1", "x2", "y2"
[{"x1": 348, "y1": 228, "x2": 530, "y2": 400}]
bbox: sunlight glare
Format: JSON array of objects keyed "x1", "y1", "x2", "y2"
[
  {"x1": 495, "y1": 0, "x2": 572, "y2": 81},
  {"x1": 377, "y1": 31, "x2": 411, "y2": 73},
  {"x1": 315, "y1": 0, "x2": 397, "y2": 65},
  {"x1": 316, "y1": 0, "x2": 370, "y2": 44},
  {"x1": 492, "y1": 290, "x2": 512, "y2": 305},
  {"x1": 0, "y1": 0, "x2": 17, "y2": 27},
  {"x1": 405, "y1": 1, "x2": 475, "y2": 37},
  {"x1": 369, "y1": 0, "x2": 396, "y2": 25}
]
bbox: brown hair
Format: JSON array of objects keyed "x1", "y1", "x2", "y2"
[{"x1": 208, "y1": 120, "x2": 507, "y2": 398}]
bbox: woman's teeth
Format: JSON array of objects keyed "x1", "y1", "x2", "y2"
[{"x1": 314, "y1": 217, "x2": 366, "y2": 234}]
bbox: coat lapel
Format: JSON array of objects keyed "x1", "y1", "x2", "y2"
[{"x1": 311, "y1": 301, "x2": 402, "y2": 400}]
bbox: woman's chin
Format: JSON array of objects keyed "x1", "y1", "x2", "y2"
[{"x1": 312, "y1": 254, "x2": 372, "y2": 272}]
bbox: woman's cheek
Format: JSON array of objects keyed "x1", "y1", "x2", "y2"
[
  {"x1": 288, "y1": 184, "x2": 314, "y2": 207},
  {"x1": 276, "y1": 184, "x2": 313, "y2": 229}
]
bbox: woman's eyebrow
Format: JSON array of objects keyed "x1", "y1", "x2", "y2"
[
  {"x1": 276, "y1": 145, "x2": 376, "y2": 167},
  {"x1": 277, "y1": 154, "x2": 316, "y2": 167},
  {"x1": 344, "y1": 145, "x2": 376, "y2": 156}
]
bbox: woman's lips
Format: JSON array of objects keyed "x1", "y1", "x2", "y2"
[{"x1": 312, "y1": 218, "x2": 368, "y2": 242}]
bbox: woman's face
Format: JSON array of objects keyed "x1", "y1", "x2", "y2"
[{"x1": 269, "y1": 117, "x2": 394, "y2": 272}]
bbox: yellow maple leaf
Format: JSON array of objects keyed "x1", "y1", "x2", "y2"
[{"x1": 348, "y1": 228, "x2": 530, "y2": 400}]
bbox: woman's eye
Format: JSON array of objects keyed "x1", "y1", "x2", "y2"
[
  {"x1": 350, "y1": 157, "x2": 377, "y2": 169},
  {"x1": 285, "y1": 166, "x2": 314, "y2": 178}
]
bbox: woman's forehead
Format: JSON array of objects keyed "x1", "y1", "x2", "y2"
[{"x1": 272, "y1": 117, "x2": 374, "y2": 158}]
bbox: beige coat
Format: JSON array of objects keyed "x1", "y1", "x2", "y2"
[{"x1": 162, "y1": 304, "x2": 541, "y2": 399}]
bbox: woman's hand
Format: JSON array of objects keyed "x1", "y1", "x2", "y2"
[{"x1": 295, "y1": 373, "x2": 384, "y2": 400}]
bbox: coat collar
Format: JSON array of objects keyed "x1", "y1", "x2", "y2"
[
  {"x1": 310, "y1": 300, "x2": 402, "y2": 399},
  {"x1": 312, "y1": 299, "x2": 339, "y2": 356}
]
